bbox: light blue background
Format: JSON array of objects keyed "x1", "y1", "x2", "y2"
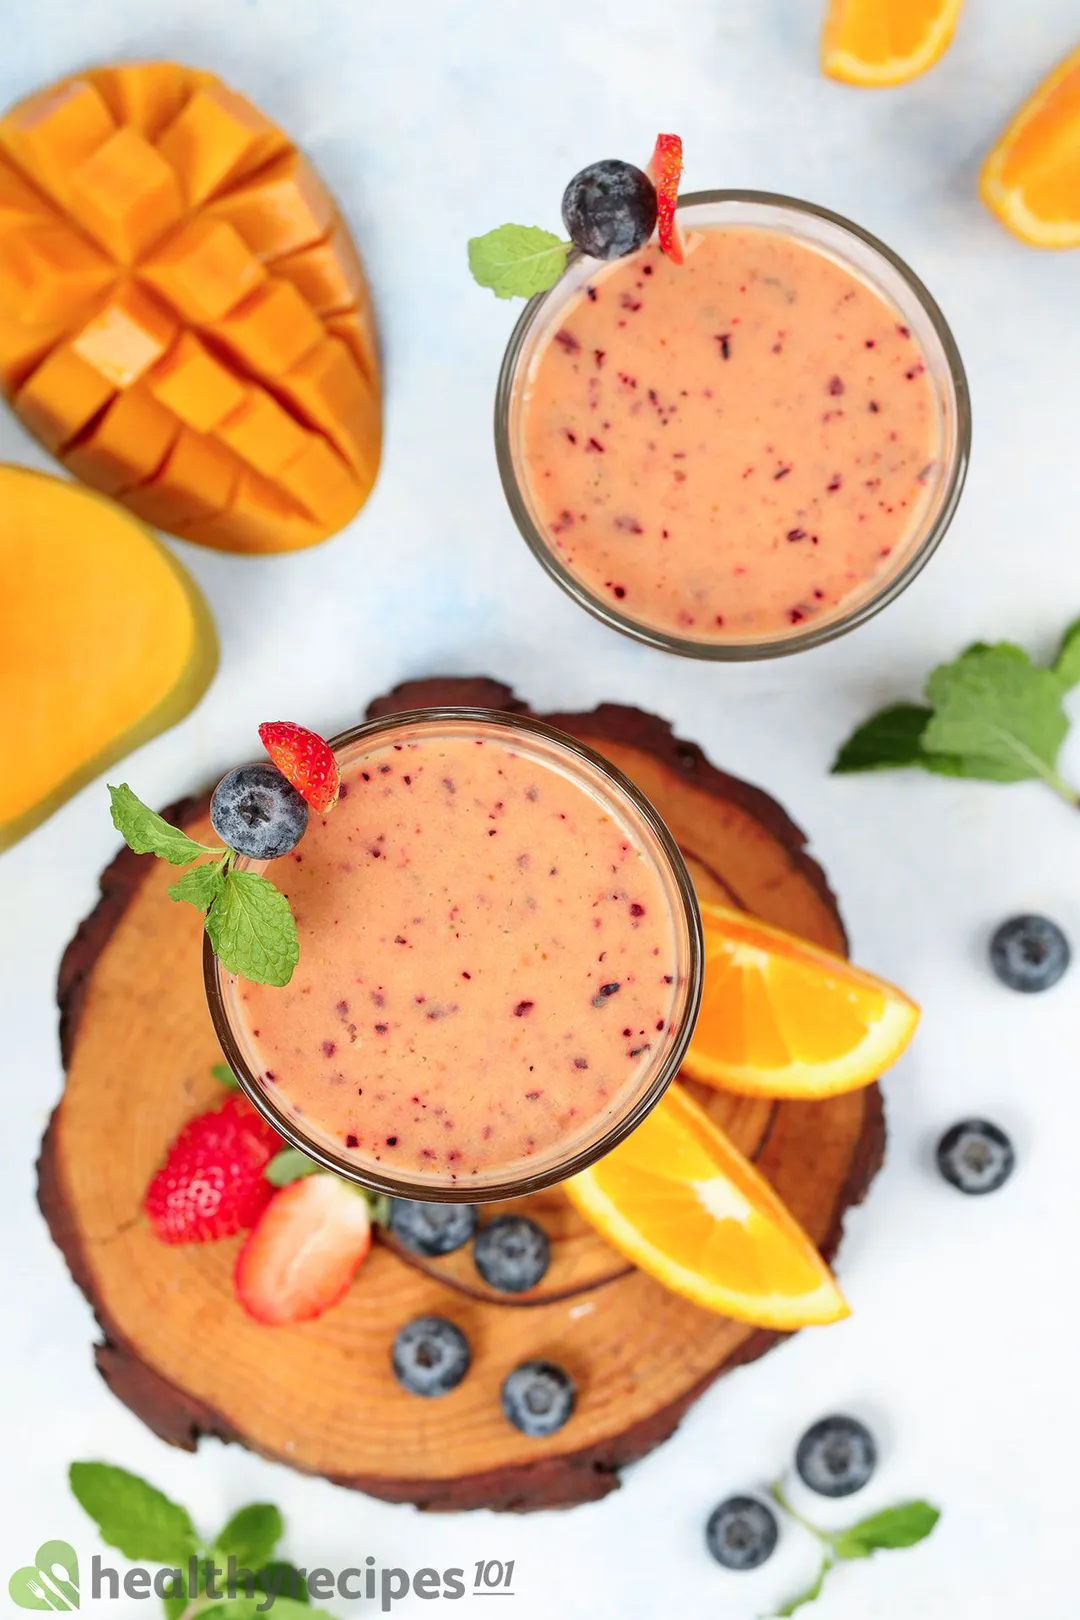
[{"x1": 2, "y1": 1, "x2": 1079, "y2": 1615}]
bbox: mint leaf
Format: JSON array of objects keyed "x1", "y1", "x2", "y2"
[
  {"x1": 69, "y1": 1462, "x2": 199, "y2": 1562},
  {"x1": 923, "y1": 643, "x2": 1071, "y2": 791},
  {"x1": 773, "y1": 1556, "x2": 831, "y2": 1616},
  {"x1": 168, "y1": 860, "x2": 227, "y2": 913},
  {"x1": 1053, "y1": 618, "x2": 1080, "y2": 690},
  {"x1": 831, "y1": 1500, "x2": 940, "y2": 1559},
  {"x1": 255, "y1": 1563, "x2": 309, "y2": 1604},
  {"x1": 109, "y1": 785, "x2": 219, "y2": 865},
  {"x1": 212, "y1": 1062, "x2": 240, "y2": 1089},
  {"x1": 266, "y1": 1148, "x2": 323, "y2": 1186},
  {"x1": 205, "y1": 868, "x2": 299, "y2": 988},
  {"x1": 468, "y1": 224, "x2": 569, "y2": 299},
  {"x1": 213, "y1": 1503, "x2": 282, "y2": 1569},
  {"x1": 832, "y1": 703, "x2": 937, "y2": 773}
]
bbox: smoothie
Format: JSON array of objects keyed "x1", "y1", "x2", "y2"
[
  {"x1": 212, "y1": 712, "x2": 700, "y2": 1196},
  {"x1": 503, "y1": 200, "x2": 965, "y2": 651}
]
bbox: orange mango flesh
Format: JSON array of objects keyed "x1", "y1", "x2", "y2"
[
  {"x1": 0, "y1": 62, "x2": 381, "y2": 552},
  {"x1": 0, "y1": 464, "x2": 217, "y2": 851}
]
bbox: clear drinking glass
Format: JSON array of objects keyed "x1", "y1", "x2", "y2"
[
  {"x1": 206, "y1": 707, "x2": 704, "y2": 1202},
  {"x1": 495, "y1": 190, "x2": 971, "y2": 660}
]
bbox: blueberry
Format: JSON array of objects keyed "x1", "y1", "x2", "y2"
[
  {"x1": 388, "y1": 1199, "x2": 479, "y2": 1257},
  {"x1": 473, "y1": 1215, "x2": 550, "y2": 1293},
  {"x1": 936, "y1": 1119, "x2": 1015, "y2": 1195},
  {"x1": 391, "y1": 1316, "x2": 470, "y2": 1397},
  {"x1": 796, "y1": 1415, "x2": 877, "y2": 1497},
  {"x1": 501, "y1": 1360, "x2": 575, "y2": 1437},
  {"x1": 989, "y1": 914, "x2": 1070, "y2": 992},
  {"x1": 210, "y1": 763, "x2": 308, "y2": 860},
  {"x1": 704, "y1": 1497, "x2": 778, "y2": 1571},
  {"x1": 561, "y1": 160, "x2": 658, "y2": 261}
]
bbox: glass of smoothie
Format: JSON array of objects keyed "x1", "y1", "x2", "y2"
[
  {"x1": 206, "y1": 708, "x2": 703, "y2": 1202},
  {"x1": 495, "y1": 191, "x2": 970, "y2": 659}
]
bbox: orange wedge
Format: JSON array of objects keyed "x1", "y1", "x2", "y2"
[
  {"x1": 821, "y1": 0, "x2": 963, "y2": 87},
  {"x1": 682, "y1": 902, "x2": 919, "y2": 1099},
  {"x1": 980, "y1": 46, "x2": 1080, "y2": 248},
  {"x1": 566, "y1": 1082, "x2": 847, "y2": 1328}
]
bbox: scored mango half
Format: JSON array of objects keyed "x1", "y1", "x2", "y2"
[{"x1": 0, "y1": 63, "x2": 381, "y2": 553}]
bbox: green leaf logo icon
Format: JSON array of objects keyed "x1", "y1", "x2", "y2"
[{"x1": 9, "y1": 1542, "x2": 80, "y2": 1610}]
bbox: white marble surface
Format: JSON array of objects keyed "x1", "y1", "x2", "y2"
[{"x1": 2, "y1": 1, "x2": 1079, "y2": 1614}]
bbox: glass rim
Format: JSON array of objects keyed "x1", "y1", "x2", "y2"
[
  {"x1": 204, "y1": 704, "x2": 705, "y2": 1202},
  {"x1": 495, "y1": 187, "x2": 972, "y2": 661}
]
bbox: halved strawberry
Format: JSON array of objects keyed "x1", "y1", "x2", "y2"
[
  {"x1": 144, "y1": 1095, "x2": 283, "y2": 1244},
  {"x1": 646, "y1": 134, "x2": 685, "y2": 265},
  {"x1": 235, "y1": 1173, "x2": 372, "y2": 1325},
  {"x1": 258, "y1": 721, "x2": 340, "y2": 814}
]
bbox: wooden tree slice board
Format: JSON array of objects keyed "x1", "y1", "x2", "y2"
[{"x1": 38, "y1": 677, "x2": 885, "y2": 1512}]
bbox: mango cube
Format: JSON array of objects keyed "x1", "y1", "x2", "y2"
[
  {"x1": 148, "y1": 331, "x2": 247, "y2": 432},
  {"x1": 210, "y1": 278, "x2": 322, "y2": 376},
  {"x1": 15, "y1": 343, "x2": 117, "y2": 452},
  {"x1": 140, "y1": 215, "x2": 267, "y2": 323},
  {"x1": 206, "y1": 150, "x2": 333, "y2": 260},
  {"x1": 156, "y1": 84, "x2": 287, "y2": 205},
  {"x1": 68, "y1": 127, "x2": 183, "y2": 262},
  {"x1": 0, "y1": 79, "x2": 115, "y2": 207},
  {"x1": 71, "y1": 281, "x2": 177, "y2": 388},
  {"x1": 63, "y1": 385, "x2": 179, "y2": 493},
  {"x1": 213, "y1": 386, "x2": 309, "y2": 475}
]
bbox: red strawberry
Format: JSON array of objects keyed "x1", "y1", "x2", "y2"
[
  {"x1": 144, "y1": 1095, "x2": 284, "y2": 1244},
  {"x1": 234, "y1": 1173, "x2": 373, "y2": 1325},
  {"x1": 647, "y1": 133, "x2": 685, "y2": 265},
  {"x1": 258, "y1": 721, "x2": 340, "y2": 814}
]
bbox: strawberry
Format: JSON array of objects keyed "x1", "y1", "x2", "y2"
[
  {"x1": 258, "y1": 721, "x2": 340, "y2": 814},
  {"x1": 234, "y1": 1173, "x2": 373, "y2": 1325},
  {"x1": 144, "y1": 1095, "x2": 283, "y2": 1244},
  {"x1": 647, "y1": 133, "x2": 685, "y2": 265}
]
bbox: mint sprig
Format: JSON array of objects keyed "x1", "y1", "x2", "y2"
[
  {"x1": 832, "y1": 619, "x2": 1080, "y2": 807},
  {"x1": 108, "y1": 785, "x2": 299, "y2": 987},
  {"x1": 768, "y1": 1482, "x2": 939, "y2": 1616},
  {"x1": 468, "y1": 224, "x2": 570, "y2": 299},
  {"x1": 69, "y1": 1461, "x2": 320, "y2": 1619}
]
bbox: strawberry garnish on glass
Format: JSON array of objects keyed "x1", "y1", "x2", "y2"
[
  {"x1": 647, "y1": 133, "x2": 685, "y2": 265},
  {"x1": 258, "y1": 721, "x2": 340, "y2": 814}
]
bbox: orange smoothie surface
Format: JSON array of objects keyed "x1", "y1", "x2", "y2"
[
  {"x1": 230, "y1": 727, "x2": 683, "y2": 1185},
  {"x1": 520, "y1": 226, "x2": 941, "y2": 641}
]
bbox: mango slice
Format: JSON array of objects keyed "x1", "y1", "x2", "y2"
[
  {"x1": 0, "y1": 62, "x2": 381, "y2": 553},
  {"x1": 0, "y1": 465, "x2": 217, "y2": 851}
]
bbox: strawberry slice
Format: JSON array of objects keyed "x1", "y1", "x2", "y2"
[
  {"x1": 144, "y1": 1095, "x2": 283, "y2": 1244},
  {"x1": 235, "y1": 1173, "x2": 373, "y2": 1325},
  {"x1": 646, "y1": 134, "x2": 685, "y2": 265},
  {"x1": 258, "y1": 720, "x2": 340, "y2": 813}
]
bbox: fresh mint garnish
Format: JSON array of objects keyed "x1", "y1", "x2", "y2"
[
  {"x1": 68, "y1": 1463, "x2": 199, "y2": 1564},
  {"x1": 212, "y1": 1504, "x2": 283, "y2": 1571},
  {"x1": 109, "y1": 785, "x2": 219, "y2": 865},
  {"x1": 204, "y1": 867, "x2": 299, "y2": 988},
  {"x1": 108, "y1": 784, "x2": 300, "y2": 987},
  {"x1": 768, "y1": 1482, "x2": 939, "y2": 1616},
  {"x1": 168, "y1": 858, "x2": 228, "y2": 912},
  {"x1": 832, "y1": 622, "x2": 1080, "y2": 807},
  {"x1": 212, "y1": 1062, "x2": 240, "y2": 1089},
  {"x1": 468, "y1": 224, "x2": 570, "y2": 299},
  {"x1": 69, "y1": 1461, "x2": 324, "y2": 1619}
]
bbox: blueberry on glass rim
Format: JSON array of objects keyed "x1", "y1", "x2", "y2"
[
  {"x1": 501, "y1": 1360, "x2": 576, "y2": 1436},
  {"x1": 936, "y1": 1119, "x2": 1015, "y2": 1195},
  {"x1": 704, "y1": 1496, "x2": 778, "y2": 1570},
  {"x1": 795, "y1": 1414, "x2": 877, "y2": 1497},
  {"x1": 391, "y1": 1316, "x2": 471, "y2": 1397},
  {"x1": 561, "y1": 160, "x2": 657, "y2": 260},
  {"x1": 989, "y1": 914, "x2": 1070, "y2": 993},
  {"x1": 210, "y1": 762, "x2": 309, "y2": 860},
  {"x1": 467, "y1": 134, "x2": 684, "y2": 300},
  {"x1": 389, "y1": 1199, "x2": 479, "y2": 1257},
  {"x1": 473, "y1": 1215, "x2": 550, "y2": 1293}
]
